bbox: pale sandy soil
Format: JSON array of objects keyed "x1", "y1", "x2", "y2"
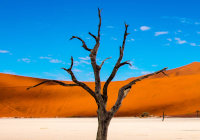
[{"x1": 0, "y1": 118, "x2": 199, "y2": 140}]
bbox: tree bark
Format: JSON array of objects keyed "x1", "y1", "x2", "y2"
[
  {"x1": 162, "y1": 110, "x2": 164, "y2": 121},
  {"x1": 96, "y1": 109, "x2": 110, "y2": 140}
]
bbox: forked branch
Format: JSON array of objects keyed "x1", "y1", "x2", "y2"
[
  {"x1": 88, "y1": 8, "x2": 103, "y2": 104},
  {"x1": 90, "y1": 8, "x2": 102, "y2": 53},
  {"x1": 28, "y1": 56, "x2": 98, "y2": 102},
  {"x1": 122, "y1": 22, "x2": 130, "y2": 50},
  {"x1": 70, "y1": 36, "x2": 91, "y2": 51},
  {"x1": 108, "y1": 67, "x2": 168, "y2": 117},
  {"x1": 89, "y1": 32, "x2": 97, "y2": 40},
  {"x1": 68, "y1": 8, "x2": 104, "y2": 105},
  {"x1": 61, "y1": 57, "x2": 97, "y2": 100},
  {"x1": 89, "y1": 8, "x2": 102, "y2": 42},
  {"x1": 27, "y1": 80, "x2": 78, "y2": 90},
  {"x1": 61, "y1": 57, "x2": 79, "y2": 83},
  {"x1": 120, "y1": 60, "x2": 132, "y2": 67},
  {"x1": 123, "y1": 67, "x2": 168, "y2": 88},
  {"x1": 103, "y1": 23, "x2": 130, "y2": 104}
]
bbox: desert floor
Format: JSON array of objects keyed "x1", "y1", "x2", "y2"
[{"x1": 0, "y1": 118, "x2": 199, "y2": 140}]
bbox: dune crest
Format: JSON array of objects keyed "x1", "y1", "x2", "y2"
[
  {"x1": 0, "y1": 73, "x2": 66, "y2": 87},
  {"x1": 127, "y1": 62, "x2": 200, "y2": 81}
]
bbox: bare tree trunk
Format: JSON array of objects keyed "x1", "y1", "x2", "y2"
[
  {"x1": 96, "y1": 117, "x2": 110, "y2": 140},
  {"x1": 96, "y1": 108, "x2": 111, "y2": 140},
  {"x1": 197, "y1": 110, "x2": 199, "y2": 117},
  {"x1": 162, "y1": 110, "x2": 164, "y2": 121}
]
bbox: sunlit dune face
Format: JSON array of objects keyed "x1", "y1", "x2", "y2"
[{"x1": 1, "y1": 62, "x2": 200, "y2": 117}]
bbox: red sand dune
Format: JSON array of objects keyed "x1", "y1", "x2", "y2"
[
  {"x1": 0, "y1": 62, "x2": 200, "y2": 117},
  {"x1": 127, "y1": 62, "x2": 200, "y2": 80}
]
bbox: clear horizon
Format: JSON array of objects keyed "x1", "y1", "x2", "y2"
[{"x1": 1, "y1": 0, "x2": 200, "y2": 81}]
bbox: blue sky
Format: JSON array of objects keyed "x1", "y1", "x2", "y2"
[{"x1": 1, "y1": 0, "x2": 200, "y2": 81}]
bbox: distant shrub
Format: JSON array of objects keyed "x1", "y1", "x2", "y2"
[{"x1": 141, "y1": 112, "x2": 149, "y2": 117}]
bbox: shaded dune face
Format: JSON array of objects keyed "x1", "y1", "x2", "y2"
[{"x1": 0, "y1": 62, "x2": 200, "y2": 117}]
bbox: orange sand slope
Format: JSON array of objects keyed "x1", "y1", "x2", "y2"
[
  {"x1": 127, "y1": 61, "x2": 200, "y2": 80},
  {"x1": 0, "y1": 62, "x2": 200, "y2": 117}
]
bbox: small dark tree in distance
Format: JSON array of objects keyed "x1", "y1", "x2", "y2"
[
  {"x1": 162, "y1": 110, "x2": 165, "y2": 121},
  {"x1": 27, "y1": 8, "x2": 168, "y2": 140},
  {"x1": 197, "y1": 110, "x2": 199, "y2": 117}
]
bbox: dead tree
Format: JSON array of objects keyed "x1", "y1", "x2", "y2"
[
  {"x1": 27, "y1": 8, "x2": 168, "y2": 140},
  {"x1": 162, "y1": 110, "x2": 165, "y2": 121}
]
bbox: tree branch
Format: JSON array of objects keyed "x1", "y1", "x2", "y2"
[
  {"x1": 162, "y1": 71, "x2": 170, "y2": 77},
  {"x1": 86, "y1": 8, "x2": 106, "y2": 110},
  {"x1": 99, "y1": 57, "x2": 111, "y2": 69},
  {"x1": 103, "y1": 23, "x2": 130, "y2": 105},
  {"x1": 90, "y1": 8, "x2": 102, "y2": 52},
  {"x1": 61, "y1": 57, "x2": 98, "y2": 101},
  {"x1": 122, "y1": 22, "x2": 130, "y2": 51},
  {"x1": 68, "y1": 9, "x2": 105, "y2": 108},
  {"x1": 70, "y1": 36, "x2": 91, "y2": 51},
  {"x1": 68, "y1": 56, "x2": 73, "y2": 70},
  {"x1": 108, "y1": 67, "x2": 168, "y2": 117},
  {"x1": 98, "y1": 8, "x2": 103, "y2": 40},
  {"x1": 27, "y1": 80, "x2": 78, "y2": 90},
  {"x1": 89, "y1": 32, "x2": 97, "y2": 40},
  {"x1": 124, "y1": 67, "x2": 168, "y2": 88},
  {"x1": 28, "y1": 56, "x2": 98, "y2": 103},
  {"x1": 120, "y1": 60, "x2": 132, "y2": 67}
]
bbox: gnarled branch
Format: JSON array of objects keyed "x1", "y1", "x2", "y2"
[
  {"x1": 124, "y1": 67, "x2": 168, "y2": 88},
  {"x1": 69, "y1": 9, "x2": 103, "y2": 105},
  {"x1": 108, "y1": 67, "x2": 168, "y2": 117},
  {"x1": 102, "y1": 23, "x2": 130, "y2": 105},
  {"x1": 70, "y1": 36, "x2": 91, "y2": 51},
  {"x1": 85, "y1": 8, "x2": 107, "y2": 110},
  {"x1": 120, "y1": 60, "x2": 132, "y2": 67},
  {"x1": 28, "y1": 56, "x2": 98, "y2": 103},
  {"x1": 99, "y1": 57, "x2": 111, "y2": 68},
  {"x1": 61, "y1": 57, "x2": 97, "y2": 100},
  {"x1": 27, "y1": 80, "x2": 78, "y2": 90}
]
